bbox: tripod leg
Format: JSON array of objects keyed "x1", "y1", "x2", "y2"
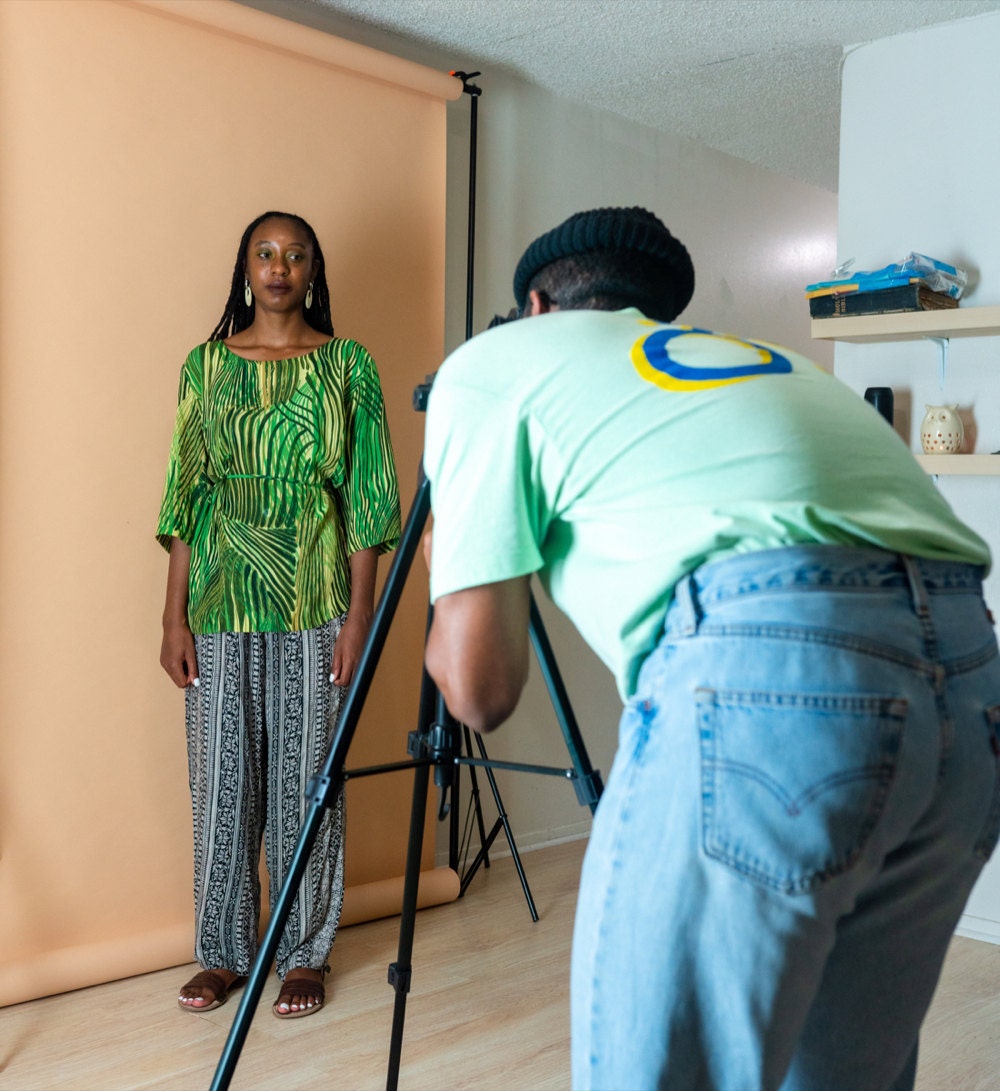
[
  {"x1": 528, "y1": 595, "x2": 604, "y2": 813},
  {"x1": 459, "y1": 731, "x2": 539, "y2": 921},
  {"x1": 462, "y1": 724, "x2": 492, "y2": 868},
  {"x1": 447, "y1": 752, "x2": 460, "y2": 870},
  {"x1": 385, "y1": 755, "x2": 431, "y2": 1090},
  {"x1": 211, "y1": 794, "x2": 328, "y2": 1090},
  {"x1": 387, "y1": 661, "x2": 465, "y2": 1089}
]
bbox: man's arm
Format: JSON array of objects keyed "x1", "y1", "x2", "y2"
[{"x1": 424, "y1": 575, "x2": 532, "y2": 733}]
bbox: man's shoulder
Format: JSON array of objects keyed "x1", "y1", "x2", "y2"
[
  {"x1": 433, "y1": 309, "x2": 663, "y2": 413},
  {"x1": 444, "y1": 307, "x2": 647, "y2": 364}
]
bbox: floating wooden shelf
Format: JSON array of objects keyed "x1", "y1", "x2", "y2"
[
  {"x1": 813, "y1": 305, "x2": 1000, "y2": 474},
  {"x1": 811, "y1": 305, "x2": 1000, "y2": 343},
  {"x1": 915, "y1": 454, "x2": 1000, "y2": 475}
]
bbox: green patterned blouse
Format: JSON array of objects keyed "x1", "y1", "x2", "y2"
[{"x1": 156, "y1": 338, "x2": 401, "y2": 635}]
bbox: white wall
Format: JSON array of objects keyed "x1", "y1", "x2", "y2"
[
  {"x1": 836, "y1": 12, "x2": 1000, "y2": 941},
  {"x1": 245, "y1": 0, "x2": 838, "y2": 861}
]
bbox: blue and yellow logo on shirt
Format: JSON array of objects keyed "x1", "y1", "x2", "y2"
[{"x1": 632, "y1": 325, "x2": 793, "y2": 391}]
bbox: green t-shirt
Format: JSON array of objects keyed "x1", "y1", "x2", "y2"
[
  {"x1": 157, "y1": 338, "x2": 401, "y2": 634},
  {"x1": 423, "y1": 309, "x2": 990, "y2": 699}
]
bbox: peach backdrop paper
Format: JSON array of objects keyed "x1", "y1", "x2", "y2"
[{"x1": 0, "y1": 0, "x2": 460, "y2": 1006}]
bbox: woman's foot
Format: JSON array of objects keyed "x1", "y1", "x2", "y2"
[
  {"x1": 272, "y1": 966, "x2": 328, "y2": 1018},
  {"x1": 177, "y1": 968, "x2": 245, "y2": 1012}
]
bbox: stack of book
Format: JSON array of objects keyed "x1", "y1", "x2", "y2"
[
  {"x1": 806, "y1": 253, "x2": 966, "y2": 319},
  {"x1": 807, "y1": 279, "x2": 959, "y2": 319}
]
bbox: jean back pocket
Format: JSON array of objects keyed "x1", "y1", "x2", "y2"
[{"x1": 697, "y1": 687, "x2": 907, "y2": 894}]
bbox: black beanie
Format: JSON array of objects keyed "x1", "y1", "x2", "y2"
[{"x1": 512, "y1": 206, "x2": 695, "y2": 320}]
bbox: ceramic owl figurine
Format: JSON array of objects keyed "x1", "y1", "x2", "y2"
[{"x1": 920, "y1": 404, "x2": 964, "y2": 454}]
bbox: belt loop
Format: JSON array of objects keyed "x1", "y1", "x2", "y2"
[
  {"x1": 672, "y1": 572, "x2": 704, "y2": 637},
  {"x1": 901, "y1": 554, "x2": 931, "y2": 620}
]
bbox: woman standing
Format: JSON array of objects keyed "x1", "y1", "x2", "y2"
[{"x1": 157, "y1": 211, "x2": 400, "y2": 1018}]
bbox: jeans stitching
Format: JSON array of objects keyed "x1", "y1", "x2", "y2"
[
  {"x1": 974, "y1": 705, "x2": 1000, "y2": 859},
  {"x1": 685, "y1": 621, "x2": 998, "y2": 679},
  {"x1": 698, "y1": 689, "x2": 905, "y2": 894},
  {"x1": 587, "y1": 697, "x2": 657, "y2": 1071}
]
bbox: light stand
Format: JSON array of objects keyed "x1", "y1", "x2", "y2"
[{"x1": 444, "y1": 69, "x2": 536, "y2": 916}]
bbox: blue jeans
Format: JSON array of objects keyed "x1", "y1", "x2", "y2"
[{"x1": 571, "y1": 546, "x2": 1000, "y2": 1091}]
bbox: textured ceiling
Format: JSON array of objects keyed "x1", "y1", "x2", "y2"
[{"x1": 281, "y1": 0, "x2": 1000, "y2": 191}]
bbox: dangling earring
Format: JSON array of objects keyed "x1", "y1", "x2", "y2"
[
  {"x1": 305, "y1": 282, "x2": 314, "y2": 310},
  {"x1": 244, "y1": 278, "x2": 253, "y2": 307}
]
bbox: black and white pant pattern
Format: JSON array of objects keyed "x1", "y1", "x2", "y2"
[{"x1": 184, "y1": 617, "x2": 346, "y2": 978}]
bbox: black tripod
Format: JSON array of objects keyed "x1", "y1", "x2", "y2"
[{"x1": 209, "y1": 454, "x2": 603, "y2": 1091}]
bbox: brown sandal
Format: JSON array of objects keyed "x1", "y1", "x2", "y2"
[
  {"x1": 272, "y1": 967, "x2": 329, "y2": 1019},
  {"x1": 177, "y1": 969, "x2": 246, "y2": 1013}
]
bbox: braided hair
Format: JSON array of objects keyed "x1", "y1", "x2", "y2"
[{"x1": 209, "y1": 211, "x2": 334, "y2": 341}]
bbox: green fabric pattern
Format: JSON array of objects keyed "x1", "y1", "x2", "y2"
[{"x1": 157, "y1": 338, "x2": 400, "y2": 634}]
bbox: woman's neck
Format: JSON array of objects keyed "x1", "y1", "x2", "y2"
[{"x1": 226, "y1": 312, "x2": 328, "y2": 355}]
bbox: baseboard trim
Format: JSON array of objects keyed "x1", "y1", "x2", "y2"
[
  {"x1": 435, "y1": 823, "x2": 591, "y2": 868},
  {"x1": 956, "y1": 912, "x2": 1000, "y2": 945}
]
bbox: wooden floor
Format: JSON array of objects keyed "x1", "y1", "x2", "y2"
[{"x1": 1, "y1": 839, "x2": 998, "y2": 1090}]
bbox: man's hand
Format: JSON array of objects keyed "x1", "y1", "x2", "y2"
[{"x1": 425, "y1": 576, "x2": 531, "y2": 732}]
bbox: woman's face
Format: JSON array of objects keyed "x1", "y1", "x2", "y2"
[{"x1": 244, "y1": 217, "x2": 319, "y2": 315}]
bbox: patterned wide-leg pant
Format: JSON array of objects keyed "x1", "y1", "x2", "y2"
[{"x1": 184, "y1": 617, "x2": 346, "y2": 978}]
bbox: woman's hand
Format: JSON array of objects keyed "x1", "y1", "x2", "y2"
[
  {"x1": 161, "y1": 538, "x2": 198, "y2": 688},
  {"x1": 161, "y1": 618, "x2": 199, "y2": 688},
  {"x1": 330, "y1": 611, "x2": 371, "y2": 688},
  {"x1": 332, "y1": 546, "x2": 380, "y2": 688}
]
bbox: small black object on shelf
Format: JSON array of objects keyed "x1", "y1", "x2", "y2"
[{"x1": 864, "y1": 386, "x2": 894, "y2": 426}]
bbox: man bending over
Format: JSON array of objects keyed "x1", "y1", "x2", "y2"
[{"x1": 423, "y1": 206, "x2": 1000, "y2": 1090}]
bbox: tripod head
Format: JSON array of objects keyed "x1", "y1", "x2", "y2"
[
  {"x1": 413, "y1": 374, "x2": 435, "y2": 413},
  {"x1": 407, "y1": 703, "x2": 462, "y2": 820}
]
